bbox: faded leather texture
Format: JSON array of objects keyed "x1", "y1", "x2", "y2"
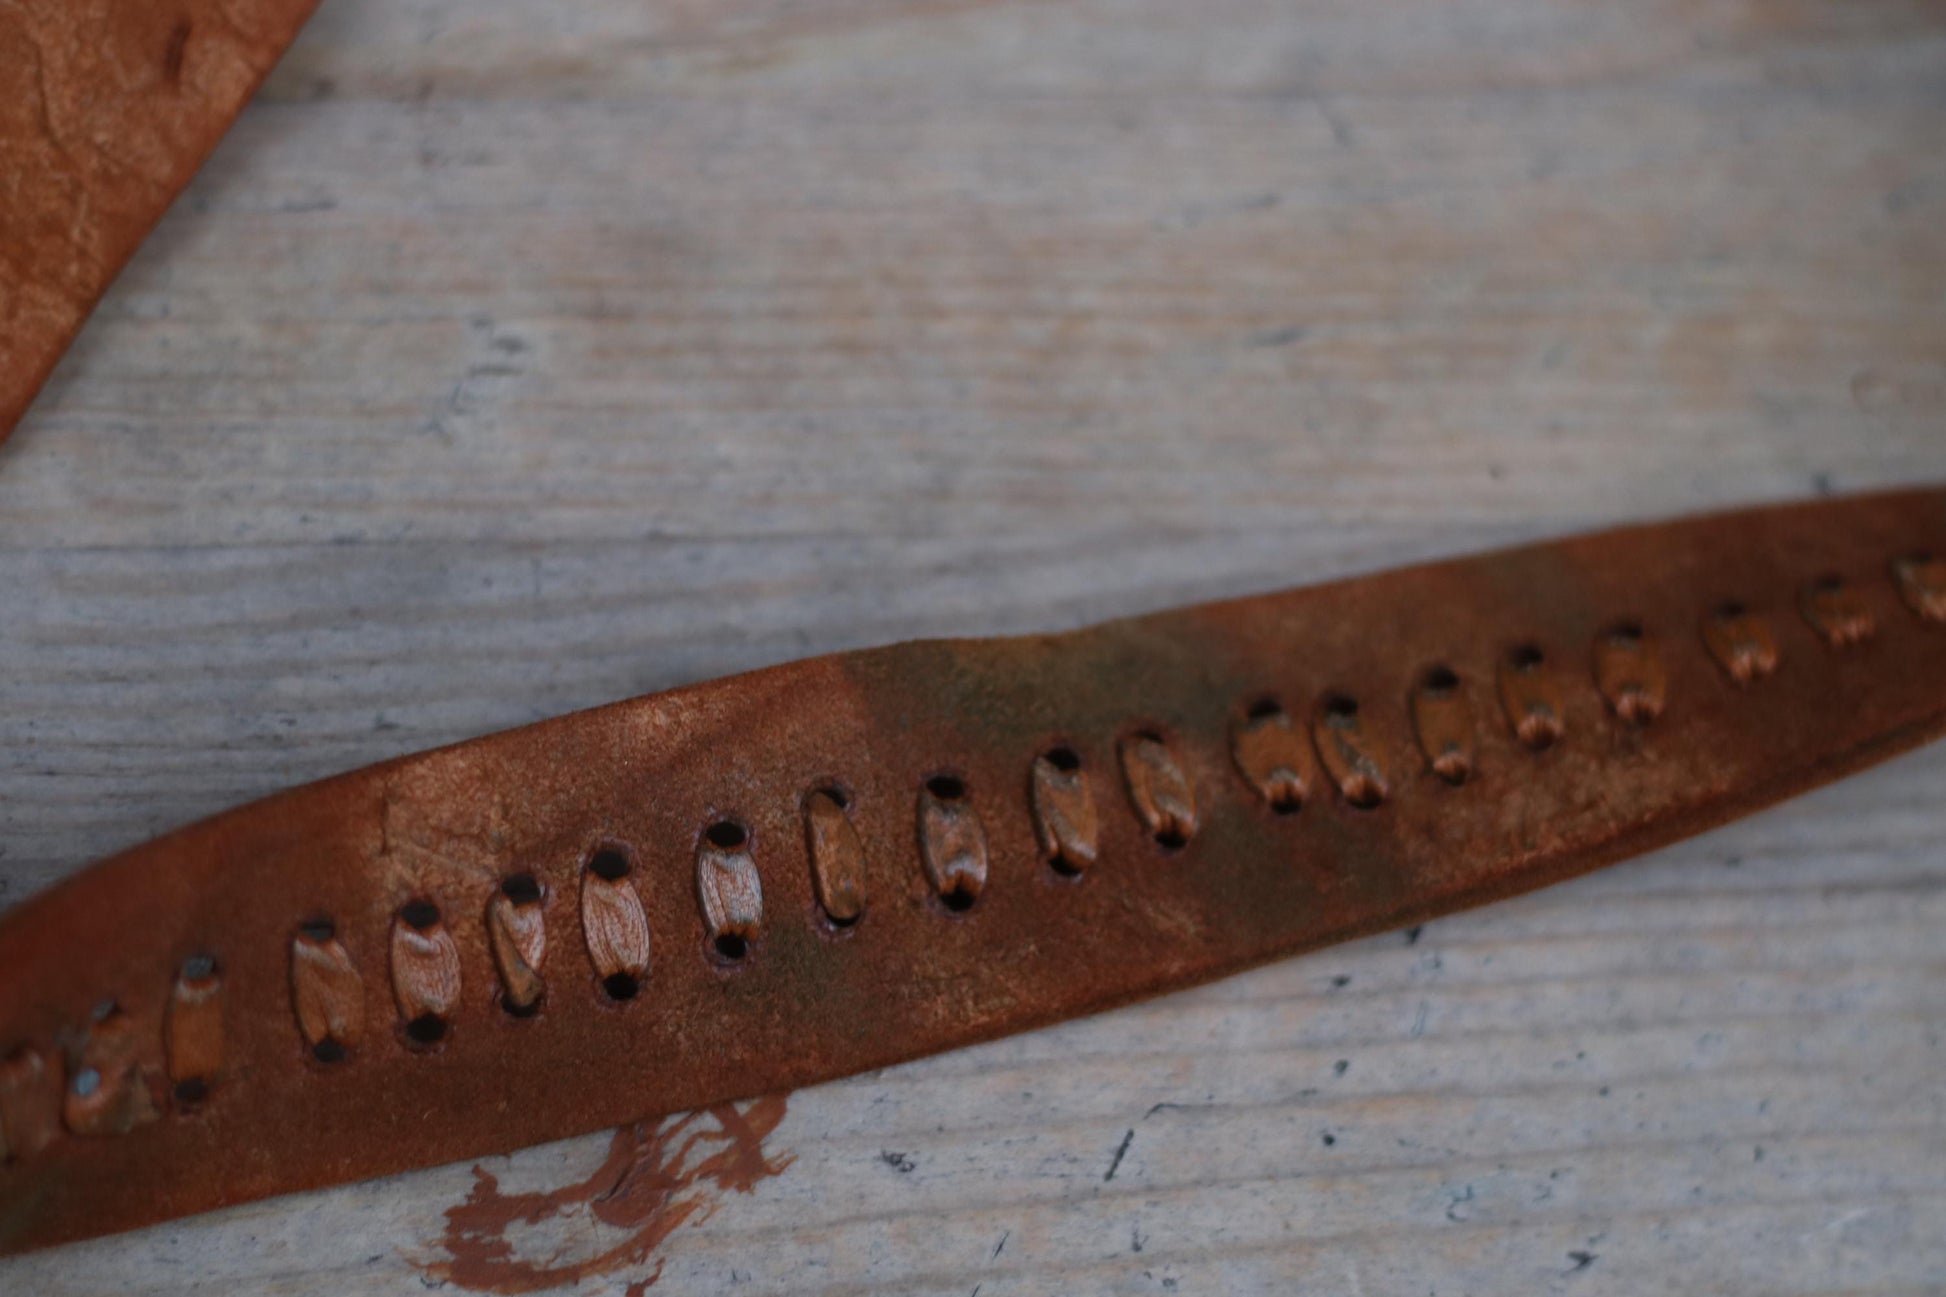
[
  {"x1": 0, "y1": 0, "x2": 319, "y2": 441},
  {"x1": 1, "y1": 488, "x2": 1944, "y2": 1253}
]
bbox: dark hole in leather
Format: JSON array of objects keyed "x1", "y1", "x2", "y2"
[
  {"x1": 400, "y1": 899, "x2": 439, "y2": 931},
  {"x1": 1812, "y1": 573, "x2": 1845, "y2": 593},
  {"x1": 180, "y1": 953, "x2": 219, "y2": 981},
  {"x1": 601, "y1": 972, "x2": 639, "y2": 1001},
  {"x1": 1270, "y1": 792, "x2": 1303, "y2": 816},
  {"x1": 1716, "y1": 600, "x2": 1748, "y2": 619},
  {"x1": 714, "y1": 933, "x2": 749, "y2": 962},
  {"x1": 939, "y1": 884, "x2": 977, "y2": 912},
  {"x1": 405, "y1": 1013, "x2": 447, "y2": 1046},
  {"x1": 1154, "y1": 828, "x2": 1188, "y2": 851},
  {"x1": 1323, "y1": 694, "x2": 1359, "y2": 721},
  {"x1": 172, "y1": 1077, "x2": 209, "y2": 1106},
  {"x1": 926, "y1": 774, "x2": 966, "y2": 801},
  {"x1": 1607, "y1": 619, "x2": 1645, "y2": 645},
  {"x1": 1048, "y1": 851, "x2": 1084, "y2": 879},
  {"x1": 1507, "y1": 644, "x2": 1545, "y2": 671},
  {"x1": 501, "y1": 873, "x2": 542, "y2": 905},
  {"x1": 820, "y1": 785, "x2": 851, "y2": 810},
  {"x1": 299, "y1": 917, "x2": 335, "y2": 942},
  {"x1": 705, "y1": 820, "x2": 747, "y2": 850},
  {"x1": 1043, "y1": 746, "x2": 1082, "y2": 772},
  {"x1": 1246, "y1": 697, "x2": 1283, "y2": 721},
  {"x1": 312, "y1": 1038, "x2": 347, "y2": 1064},
  {"x1": 1421, "y1": 664, "x2": 1460, "y2": 694},
  {"x1": 588, "y1": 847, "x2": 630, "y2": 881},
  {"x1": 1345, "y1": 783, "x2": 1385, "y2": 811},
  {"x1": 502, "y1": 993, "x2": 542, "y2": 1019}
]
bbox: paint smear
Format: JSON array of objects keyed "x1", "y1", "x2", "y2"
[{"x1": 422, "y1": 1095, "x2": 793, "y2": 1293}]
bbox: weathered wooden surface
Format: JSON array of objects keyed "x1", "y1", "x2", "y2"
[{"x1": 3, "y1": 0, "x2": 1945, "y2": 1291}]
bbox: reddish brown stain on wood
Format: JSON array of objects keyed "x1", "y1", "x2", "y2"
[{"x1": 423, "y1": 1095, "x2": 793, "y2": 1293}]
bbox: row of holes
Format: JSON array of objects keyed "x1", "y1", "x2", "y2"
[
  {"x1": 12, "y1": 552, "x2": 1934, "y2": 1117},
  {"x1": 404, "y1": 556, "x2": 1944, "y2": 1017}
]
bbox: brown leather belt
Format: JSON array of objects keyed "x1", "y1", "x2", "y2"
[{"x1": 2, "y1": 487, "x2": 1944, "y2": 1254}]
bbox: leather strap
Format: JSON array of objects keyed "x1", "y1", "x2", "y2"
[
  {"x1": 0, "y1": 0, "x2": 320, "y2": 443},
  {"x1": 2, "y1": 488, "x2": 1944, "y2": 1253}
]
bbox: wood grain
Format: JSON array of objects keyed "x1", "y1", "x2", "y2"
[{"x1": 2, "y1": 0, "x2": 1944, "y2": 1291}]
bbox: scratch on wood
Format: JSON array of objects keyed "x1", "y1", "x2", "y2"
[{"x1": 1103, "y1": 1129, "x2": 1135, "y2": 1182}]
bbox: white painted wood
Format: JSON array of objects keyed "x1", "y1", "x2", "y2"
[{"x1": 3, "y1": 0, "x2": 1943, "y2": 1291}]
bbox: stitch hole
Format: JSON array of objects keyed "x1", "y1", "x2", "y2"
[
  {"x1": 1038, "y1": 745, "x2": 1090, "y2": 876},
  {"x1": 312, "y1": 1039, "x2": 347, "y2": 1065},
  {"x1": 404, "y1": 1014, "x2": 447, "y2": 1046},
  {"x1": 601, "y1": 972, "x2": 640, "y2": 1002},
  {"x1": 400, "y1": 899, "x2": 439, "y2": 931},
  {"x1": 1506, "y1": 644, "x2": 1545, "y2": 672},
  {"x1": 713, "y1": 933, "x2": 749, "y2": 962},
  {"x1": 299, "y1": 917, "x2": 335, "y2": 942},
  {"x1": 1715, "y1": 599, "x2": 1748, "y2": 620},
  {"x1": 1420, "y1": 664, "x2": 1460, "y2": 696},
  {"x1": 588, "y1": 846, "x2": 630, "y2": 882},
  {"x1": 172, "y1": 1078, "x2": 209, "y2": 1107},
  {"x1": 705, "y1": 820, "x2": 747, "y2": 850},
  {"x1": 939, "y1": 883, "x2": 978, "y2": 913},
  {"x1": 1323, "y1": 693, "x2": 1360, "y2": 721},
  {"x1": 1247, "y1": 697, "x2": 1283, "y2": 721},
  {"x1": 501, "y1": 873, "x2": 542, "y2": 905},
  {"x1": 1606, "y1": 619, "x2": 1645, "y2": 646},
  {"x1": 926, "y1": 774, "x2": 966, "y2": 801}
]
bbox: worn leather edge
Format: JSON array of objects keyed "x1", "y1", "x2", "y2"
[
  {"x1": 1, "y1": 487, "x2": 1944, "y2": 1254},
  {"x1": 0, "y1": 0, "x2": 322, "y2": 443}
]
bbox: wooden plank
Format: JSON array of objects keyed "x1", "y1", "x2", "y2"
[{"x1": 2, "y1": 0, "x2": 1943, "y2": 1291}]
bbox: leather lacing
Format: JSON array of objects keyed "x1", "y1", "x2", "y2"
[{"x1": 0, "y1": 553, "x2": 1940, "y2": 1155}]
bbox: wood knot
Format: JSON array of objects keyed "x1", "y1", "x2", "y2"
[
  {"x1": 1702, "y1": 601, "x2": 1780, "y2": 684},
  {"x1": 292, "y1": 919, "x2": 365, "y2": 1063},
  {"x1": 581, "y1": 844, "x2": 652, "y2": 1002},
  {"x1": 1119, "y1": 732, "x2": 1198, "y2": 848},
  {"x1": 1312, "y1": 694, "x2": 1388, "y2": 808},
  {"x1": 1232, "y1": 700, "x2": 1315, "y2": 812},
  {"x1": 1592, "y1": 621, "x2": 1666, "y2": 724},
  {"x1": 487, "y1": 875, "x2": 548, "y2": 1017},
  {"x1": 697, "y1": 821, "x2": 763, "y2": 963},
  {"x1": 1409, "y1": 666, "x2": 1474, "y2": 784},
  {"x1": 803, "y1": 789, "x2": 867, "y2": 926},
  {"x1": 391, "y1": 901, "x2": 463, "y2": 1046},
  {"x1": 1800, "y1": 574, "x2": 1876, "y2": 647},
  {"x1": 1030, "y1": 746, "x2": 1099, "y2": 875},
  {"x1": 918, "y1": 775, "x2": 989, "y2": 911}
]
